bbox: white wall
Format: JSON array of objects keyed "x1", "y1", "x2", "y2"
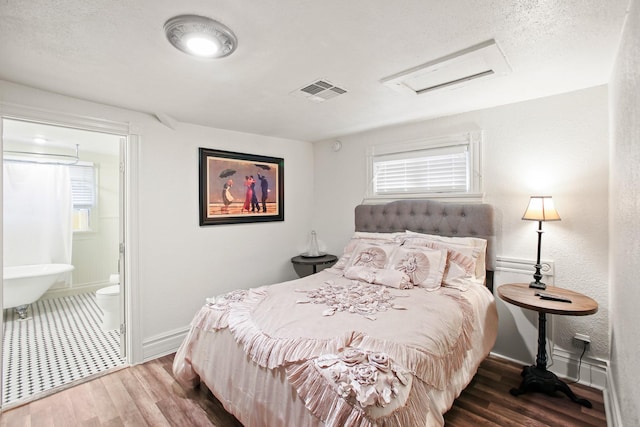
[
  {"x1": 136, "y1": 120, "x2": 314, "y2": 341},
  {"x1": 0, "y1": 80, "x2": 315, "y2": 359},
  {"x1": 609, "y1": 0, "x2": 640, "y2": 424},
  {"x1": 313, "y1": 87, "x2": 610, "y2": 366}
]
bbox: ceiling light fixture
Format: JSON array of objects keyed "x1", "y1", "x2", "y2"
[{"x1": 164, "y1": 15, "x2": 237, "y2": 59}]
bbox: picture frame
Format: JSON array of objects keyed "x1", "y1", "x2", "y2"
[{"x1": 199, "y1": 148, "x2": 284, "y2": 226}]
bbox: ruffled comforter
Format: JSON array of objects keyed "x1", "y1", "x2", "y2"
[{"x1": 173, "y1": 270, "x2": 498, "y2": 427}]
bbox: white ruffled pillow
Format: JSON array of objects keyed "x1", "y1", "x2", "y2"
[
  {"x1": 331, "y1": 232, "x2": 404, "y2": 272},
  {"x1": 344, "y1": 266, "x2": 412, "y2": 289},
  {"x1": 399, "y1": 239, "x2": 483, "y2": 291},
  {"x1": 345, "y1": 241, "x2": 398, "y2": 270},
  {"x1": 385, "y1": 246, "x2": 448, "y2": 291},
  {"x1": 404, "y1": 231, "x2": 488, "y2": 281}
]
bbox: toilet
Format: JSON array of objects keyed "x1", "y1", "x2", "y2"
[{"x1": 96, "y1": 274, "x2": 120, "y2": 332}]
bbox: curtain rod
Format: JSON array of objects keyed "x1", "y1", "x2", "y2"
[{"x1": 3, "y1": 144, "x2": 79, "y2": 166}]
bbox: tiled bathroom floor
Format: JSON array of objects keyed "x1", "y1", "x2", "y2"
[{"x1": 2, "y1": 292, "x2": 125, "y2": 405}]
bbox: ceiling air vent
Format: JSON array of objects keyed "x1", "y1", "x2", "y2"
[
  {"x1": 292, "y1": 79, "x2": 348, "y2": 103},
  {"x1": 381, "y1": 39, "x2": 511, "y2": 95}
]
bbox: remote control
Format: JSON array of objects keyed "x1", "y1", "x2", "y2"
[{"x1": 535, "y1": 292, "x2": 572, "y2": 303}]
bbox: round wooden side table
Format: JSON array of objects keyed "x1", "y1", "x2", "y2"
[
  {"x1": 290, "y1": 254, "x2": 338, "y2": 277},
  {"x1": 497, "y1": 283, "x2": 598, "y2": 407}
]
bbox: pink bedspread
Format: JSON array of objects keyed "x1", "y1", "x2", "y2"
[{"x1": 173, "y1": 270, "x2": 498, "y2": 427}]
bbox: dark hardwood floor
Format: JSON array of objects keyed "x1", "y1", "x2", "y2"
[
  {"x1": 444, "y1": 355, "x2": 607, "y2": 427},
  {"x1": 0, "y1": 353, "x2": 606, "y2": 426}
]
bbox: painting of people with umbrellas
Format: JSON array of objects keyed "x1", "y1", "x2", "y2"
[{"x1": 199, "y1": 148, "x2": 284, "y2": 225}]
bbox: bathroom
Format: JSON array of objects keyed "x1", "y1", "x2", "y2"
[{"x1": 2, "y1": 118, "x2": 125, "y2": 406}]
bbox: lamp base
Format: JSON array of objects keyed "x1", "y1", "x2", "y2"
[{"x1": 529, "y1": 281, "x2": 546, "y2": 290}]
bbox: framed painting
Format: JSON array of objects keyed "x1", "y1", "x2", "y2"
[{"x1": 199, "y1": 148, "x2": 284, "y2": 225}]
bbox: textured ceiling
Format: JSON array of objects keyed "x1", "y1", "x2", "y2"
[{"x1": 0, "y1": 0, "x2": 630, "y2": 142}]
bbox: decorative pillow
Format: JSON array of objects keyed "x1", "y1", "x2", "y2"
[
  {"x1": 344, "y1": 266, "x2": 412, "y2": 289},
  {"x1": 385, "y1": 246, "x2": 448, "y2": 291},
  {"x1": 331, "y1": 232, "x2": 404, "y2": 272},
  {"x1": 345, "y1": 242, "x2": 397, "y2": 270},
  {"x1": 401, "y1": 236, "x2": 479, "y2": 285},
  {"x1": 404, "y1": 231, "x2": 488, "y2": 281},
  {"x1": 343, "y1": 232, "x2": 405, "y2": 254}
]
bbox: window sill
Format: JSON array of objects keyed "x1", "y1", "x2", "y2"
[{"x1": 362, "y1": 192, "x2": 484, "y2": 204}]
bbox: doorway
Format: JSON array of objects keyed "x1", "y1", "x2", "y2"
[{"x1": 1, "y1": 117, "x2": 127, "y2": 407}]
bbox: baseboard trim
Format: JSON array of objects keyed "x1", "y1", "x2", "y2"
[
  {"x1": 604, "y1": 368, "x2": 623, "y2": 427},
  {"x1": 489, "y1": 351, "x2": 529, "y2": 367},
  {"x1": 141, "y1": 326, "x2": 189, "y2": 362},
  {"x1": 550, "y1": 348, "x2": 607, "y2": 390},
  {"x1": 491, "y1": 349, "x2": 608, "y2": 390}
]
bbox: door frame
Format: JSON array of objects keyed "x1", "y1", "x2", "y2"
[{"x1": 0, "y1": 102, "x2": 142, "y2": 408}]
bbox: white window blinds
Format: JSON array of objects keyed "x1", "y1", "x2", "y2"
[
  {"x1": 366, "y1": 131, "x2": 482, "y2": 201},
  {"x1": 70, "y1": 163, "x2": 96, "y2": 207},
  {"x1": 373, "y1": 144, "x2": 469, "y2": 194}
]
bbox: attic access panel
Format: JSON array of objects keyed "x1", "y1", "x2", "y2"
[{"x1": 382, "y1": 40, "x2": 511, "y2": 95}]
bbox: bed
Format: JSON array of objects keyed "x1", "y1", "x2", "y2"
[{"x1": 173, "y1": 199, "x2": 498, "y2": 427}]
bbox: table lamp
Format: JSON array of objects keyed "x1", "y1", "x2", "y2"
[{"x1": 522, "y1": 196, "x2": 561, "y2": 289}]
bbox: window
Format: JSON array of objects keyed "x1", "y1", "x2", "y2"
[
  {"x1": 70, "y1": 162, "x2": 96, "y2": 231},
  {"x1": 366, "y1": 131, "x2": 482, "y2": 201}
]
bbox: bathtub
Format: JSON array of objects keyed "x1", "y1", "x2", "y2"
[{"x1": 3, "y1": 264, "x2": 75, "y2": 318}]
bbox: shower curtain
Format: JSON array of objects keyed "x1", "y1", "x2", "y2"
[{"x1": 3, "y1": 162, "x2": 73, "y2": 274}]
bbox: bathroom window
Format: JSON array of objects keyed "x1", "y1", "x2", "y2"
[{"x1": 70, "y1": 163, "x2": 96, "y2": 232}]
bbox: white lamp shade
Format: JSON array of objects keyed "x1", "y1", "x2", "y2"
[{"x1": 522, "y1": 196, "x2": 561, "y2": 221}]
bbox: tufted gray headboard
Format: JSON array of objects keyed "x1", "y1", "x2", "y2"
[{"x1": 354, "y1": 199, "x2": 496, "y2": 289}]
